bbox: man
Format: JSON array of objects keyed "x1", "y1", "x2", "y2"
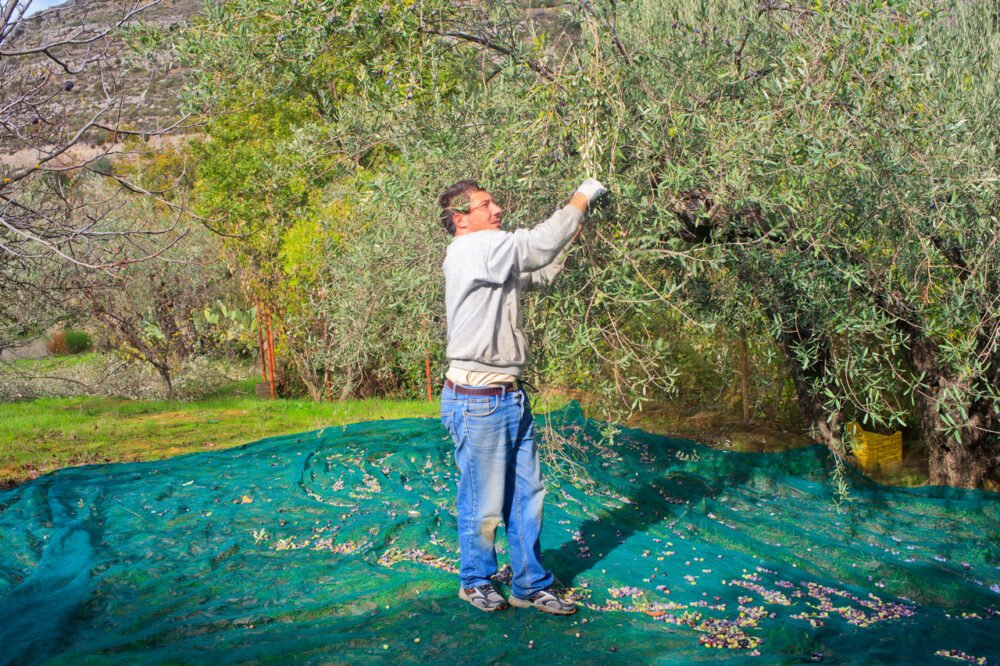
[{"x1": 437, "y1": 178, "x2": 607, "y2": 614}]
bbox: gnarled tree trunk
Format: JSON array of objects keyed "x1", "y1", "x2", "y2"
[
  {"x1": 776, "y1": 330, "x2": 844, "y2": 451},
  {"x1": 924, "y1": 424, "x2": 995, "y2": 488},
  {"x1": 156, "y1": 363, "x2": 174, "y2": 399},
  {"x1": 911, "y1": 339, "x2": 1000, "y2": 488}
]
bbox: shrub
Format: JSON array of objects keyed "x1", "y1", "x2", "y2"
[
  {"x1": 46, "y1": 329, "x2": 93, "y2": 355},
  {"x1": 46, "y1": 331, "x2": 67, "y2": 355},
  {"x1": 0, "y1": 353, "x2": 256, "y2": 402},
  {"x1": 65, "y1": 329, "x2": 93, "y2": 354},
  {"x1": 92, "y1": 157, "x2": 115, "y2": 176}
]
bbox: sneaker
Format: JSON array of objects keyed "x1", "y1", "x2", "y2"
[
  {"x1": 458, "y1": 582, "x2": 509, "y2": 612},
  {"x1": 509, "y1": 586, "x2": 577, "y2": 615}
]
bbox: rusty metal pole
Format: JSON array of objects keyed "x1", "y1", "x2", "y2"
[
  {"x1": 265, "y1": 308, "x2": 277, "y2": 400},
  {"x1": 423, "y1": 318, "x2": 432, "y2": 402},
  {"x1": 256, "y1": 302, "x2": 267, "y2": 383}
]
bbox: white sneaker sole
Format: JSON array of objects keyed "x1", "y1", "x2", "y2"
[
  {"x1": 509, "y1": 594, "x2": 577, "y2": 615},
  {"x1": 458, "y1": 588, "x2": 509, "y2": 612}
]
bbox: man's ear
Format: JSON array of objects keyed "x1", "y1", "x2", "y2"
[{"x1": 452, "y1": 211, "x2": 466, "y2": 230}]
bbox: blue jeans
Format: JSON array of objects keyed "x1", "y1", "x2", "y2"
[{"x1": 440, "y1": 383, "x2": 555, "y2": 599}]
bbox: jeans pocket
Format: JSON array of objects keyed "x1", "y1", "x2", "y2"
[
  {"x1": 441, "y1": 412, "x2": 457, "y2": 440},
  {"x1": 463, "y1": 401, "x2": 511, "y2": 453},
  {"x1": 463, "y1": 396, "x2": 500, "y2": 418}
]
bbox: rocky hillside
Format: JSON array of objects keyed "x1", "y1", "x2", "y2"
[{"x1": 2, "y1": 0, "x2": 211, "y2": 153}]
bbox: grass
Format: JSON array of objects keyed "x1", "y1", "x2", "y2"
[
  {"x1": 3, "y1": 356, "x2": 931, "y2": 490},
  {"x1": 0, "y1": 352, "x2": 578, "y2": 489},
  {"x1": 0, "y1": 377, "x2": 441, "y2": 488},
  {"x1": 6, "y1": 351, "x2": 100, "y2": 371}
]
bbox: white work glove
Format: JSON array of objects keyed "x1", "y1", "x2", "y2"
[{"x1": 575, "y1": 178, "x2": 607, "y2": 204}]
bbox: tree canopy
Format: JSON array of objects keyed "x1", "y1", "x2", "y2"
[{"x1": 169, "y1": 0, "x2": 998, "y2": 487}]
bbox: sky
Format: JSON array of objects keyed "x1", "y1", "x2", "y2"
[{"x1": 24, "y1": 0, "x2": 70, "y2": 16}]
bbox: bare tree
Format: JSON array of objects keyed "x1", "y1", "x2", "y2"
[{"x1": 0, "y1": 0, "x2": 205, "y2": 354}]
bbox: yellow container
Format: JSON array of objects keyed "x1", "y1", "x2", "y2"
[{"x1": 844, "y1": 422, "x2": 903, "y2": 469}]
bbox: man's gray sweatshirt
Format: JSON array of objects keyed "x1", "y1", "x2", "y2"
[{"x1": 443, "y1": 204, "x2": 583, "y2": 377}]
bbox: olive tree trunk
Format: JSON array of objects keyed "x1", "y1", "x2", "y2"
[
  {"x1": 776, "y1": 330, "x2": 844, "y2": 452},
  {"x1": 911, "y1": 339, "x2": 1000, "y2": 488}
]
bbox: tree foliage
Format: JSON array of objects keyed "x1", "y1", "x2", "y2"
[{"x1": 177, "y1": 0, "x2": 999, "y2": 486}]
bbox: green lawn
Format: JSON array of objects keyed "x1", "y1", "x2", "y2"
[
  {"x1": 0, "y1": 378, "x2": 936, "y2": 490},
  {"x1": 0, "y1": 378, "x2": 441, "y2": 487},
  {"x1": 6, "y1": 351, "x2": 100, "y2": 371}
]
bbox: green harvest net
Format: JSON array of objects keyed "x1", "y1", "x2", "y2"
[{"x1": 1, "y1": 403, "x2": 999, "y2": 665}]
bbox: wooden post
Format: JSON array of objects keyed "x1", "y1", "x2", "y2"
[
  {"x1": 257, "y1": 302, "x2": 267, "y2": 383},
  {"x1": 323, "y1": 319, "x2": 331, "y2": 401},
  {"x1": 739, "y1": 324, "x2": 751, "y2": 425},
  {"x1": 257, "y1": 303, "x2": 277, "y2": 400},
  {"x1": 266, "y1": 312, "x2": 277, "y2": 400},
  {"x1": 423, "y1": 318, "x2": 432, "y2": 402}
]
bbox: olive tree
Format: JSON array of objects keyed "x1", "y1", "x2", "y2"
[
  {"x1": 424, "y1": 0, "x2": 998, "y2": 486},
  {"x1": 346, "y1": 0, "x2": 998, "y2": 485},
  {"x1": 175, "y1": 0, "x2": 998, "y2": 486}
]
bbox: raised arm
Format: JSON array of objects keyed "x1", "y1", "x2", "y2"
[
  {"x1": 518, "y1": 249, "x2": 569, "y2": 292},
  {"x1": 479, "y1": 180, "x2": 607, "y2": 284}
]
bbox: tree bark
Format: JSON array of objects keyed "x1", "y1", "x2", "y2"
[
  {"x1": 257, "y1": 303, "x2": 268, "y2": 383},
  {"x1": 911, "y1": 338, "x2": 999, "y2": 488},
  {"x1": 339, "y1": 368, "x2": 354, "y2": 402},
  {"x1": 266, "y1": 314, "x2": 277, "y2": 399},
  {"x1": 157, "y1": 364, "x2": 174, "y2": 399},
  {"x1": 924, "y1": 420, "x2": 995, "y2": 488},
  {"x1": 775, "y1": 330, "x2": 843, "y2": 451}
]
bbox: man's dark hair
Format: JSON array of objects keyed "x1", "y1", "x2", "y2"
[{"x1": 437, "y1": 179, "x2": 481, "y2": 235}]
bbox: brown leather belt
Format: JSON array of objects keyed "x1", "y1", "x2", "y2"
[{"x1": 444, "y1": 378, "x2": 518, "y2": 396}]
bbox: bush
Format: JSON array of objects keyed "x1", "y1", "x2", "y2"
[
  {"x1": 92, "y1": 157, "x2": 115, "y2": 176},
  {"x1": 46, "y1": 329, "x2": 93, "y2": 355},
  {"x1": 46, "y1": 331, "x2": 67, "y2": 355},
  {"x1": 65, "y1": 329, "x2": 93, "y2": 353}
]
